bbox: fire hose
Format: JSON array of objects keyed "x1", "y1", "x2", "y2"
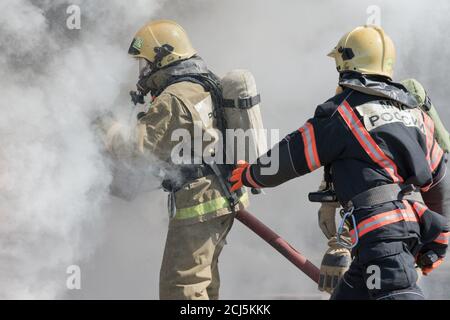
[{"x1": 236, "y1": 209, "x2": 320, "y2": 284}]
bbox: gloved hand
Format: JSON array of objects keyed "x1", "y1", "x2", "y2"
[
  {"x1": 92, "y1": 111, "x2": 150, "y2": 159},
  {"x1": 421, "y1": 258, "x2": 444, "y2": 276},
  {"x1": 417, "y1": 249, "x2": 445, "y2": 276},
  {"x1": 91, "y1": 112, "x2": 124, "y2": 154},
  {"x1": 318, "y1": 202, "x2": 341, "y2": 239},
  {"x1": 318, "y1": 235, "x2": 351, "y2": 294},
  {"x1": 416, "y1": 235, "x2": 447, "y2": 275},
  {"x1": 229, "y1": 161, "x2": 250, "y2": 192}
]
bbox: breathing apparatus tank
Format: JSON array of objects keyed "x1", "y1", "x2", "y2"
[{"x1": 221, "y1": 70, "x2": 268, "y2": 166}]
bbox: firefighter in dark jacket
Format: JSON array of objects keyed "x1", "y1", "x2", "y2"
[
  {"x1": 229, "y1": 25, "x2": 450, "y2": 300},
  {"x1": 315, "y1": 76, "x2": 450, "y2": 294}
]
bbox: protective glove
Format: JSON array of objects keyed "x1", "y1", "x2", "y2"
[
  {"x1": 417, "y1": 249, "x2": 445, "y2": 276},
  {"x1": 318, "y1": 233, "x2": 351, "y2": 294},
  {"x1": 421, "y1": 258, "x2": 444, "y2": 276},
  {"x1": 229, "y1": 161, "x2": 250, "y2": 192},
  {"x1": 416, "y1": 234, "x2": 448, "y2": 275},
  {"x1": 94, "y1": 111, "x2": 150, "y2": 159},
  {"x1": 318, "y1": 202, "x2": 341, "y2": 239},
  {"x1": 91, "y1": 112, "x2": 125, "y2": 154}
]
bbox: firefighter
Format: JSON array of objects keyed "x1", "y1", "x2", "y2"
[
  {"x1": 104, "y1": 20, "x2": 248, "y2": 300},
  {"x1": 316, "y1": 78, "x2": 450, "y2": 294},
  {"x1": 229, "y1": 25, "x2": 449, "y2": 300}
]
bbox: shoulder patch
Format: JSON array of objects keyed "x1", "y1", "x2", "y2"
[{"x1": 356, "y1": 100, "x2": 426, "y2": 134}]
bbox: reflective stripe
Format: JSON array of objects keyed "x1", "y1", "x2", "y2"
[
  {"x1": 299, "y1": 122, "x2": 321, "y2": 172},
  {"x1": 424, "y1": 113, "x2": 435, "y2": 165},
  {"x1": 430, "y1": 142, "x2": 444, "y2": 172},
  {"x1": 338, "y1": 101, "x2": 403, "y2": 183},
  {"x1": 349, "y1": 201, "x2": 418, "y2": 243},
  {"x1": 174, "y1": 192, "x2": 249, "y2": 220},
  {"x1": 434, "y1": 232, "x2": 450, "y2": 245},
  {"x1": 412, "y1": 202, "x2": 427, "y2": 218},
  {"x1": 423, "y1": 112, "x2": 444, "y2": 178}
]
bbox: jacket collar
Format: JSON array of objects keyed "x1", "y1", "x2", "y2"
[
  {"x1": 339, "y1": 72, "x2": 419, "y2": 108},
  {"x1": 146, "y1": 56, "x2": 210, "y2": 95}
]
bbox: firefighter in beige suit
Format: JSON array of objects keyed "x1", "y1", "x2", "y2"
[{"x1": 105, "y1": 20, "x2": 248, "y2": 299}]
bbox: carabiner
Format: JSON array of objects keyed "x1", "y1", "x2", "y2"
[{"x1": 337, "y1": 207, "x2": 359, "y2": 249}]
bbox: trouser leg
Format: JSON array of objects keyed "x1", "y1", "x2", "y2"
[
  {"x1": 364, "y1": 249, "x2": 424, "y2": 300},
  {"x1": 331, "y1": 260, "x2": 370, "y2": 300},
  {"x1": 333, "y1": 240, "x2": 425, "y2": 300},
  {"x1": 375, "y1": 284, "x2": 424, "y2": 300},
  {"x1": 159, "y1": 214, "x2": 234, "y2": 300},
  {"x1": 206, "y1": 236, "x2": 225, "y2": 300}
]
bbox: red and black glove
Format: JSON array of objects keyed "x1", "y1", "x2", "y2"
[
  {"x1": 417, "y1": 250, "x2": 444, "y2": 275},
  {"x1": 229, "y1": 161, "x2": 251, "y2": 192},
  {"x1": 416, "y1": 238, "x2": 447, "y2": 275}
]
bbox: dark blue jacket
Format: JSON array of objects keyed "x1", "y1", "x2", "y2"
[{"x1": 241, "y1": 73, "x2": 449, "y2": 259}]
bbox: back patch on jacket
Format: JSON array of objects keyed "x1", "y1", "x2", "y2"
[{"x1": 356, "y1": 100, "x2": 425, "y2": 134}]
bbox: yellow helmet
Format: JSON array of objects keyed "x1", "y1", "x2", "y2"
[
  {"x1": 328, "y1": 25, "x2": 396, "y2": 79},
  {"x1": 128, "y1": 19, "x2": 196, "y2": 69}
]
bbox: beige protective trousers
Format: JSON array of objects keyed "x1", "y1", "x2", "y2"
[{"x1": 159, "y1": 214, "x2": 235, "y2": 300}]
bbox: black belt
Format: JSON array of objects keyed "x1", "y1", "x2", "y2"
[{"x1": 345, "y1": 184, "x2": 424, "y2": 210}]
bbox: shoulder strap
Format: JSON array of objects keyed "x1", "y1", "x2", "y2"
[
  {"x1": 337, "y1": 99, "x2": 404, "y2": 184},
  {"x1": 164, "y1": 73, "x2": 243, "y2": 209}
]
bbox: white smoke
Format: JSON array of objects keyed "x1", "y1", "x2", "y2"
[
  {"x1": 0, "y1": 0, "x2": 162, "y2": 299},
  {"x1": 1, "y1": 0, "x2": 449, "y2": 300}
]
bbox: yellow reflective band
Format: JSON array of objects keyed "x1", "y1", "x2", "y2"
[{"x1": 175, "y1": 192, "x2": 249, "y2": 220}]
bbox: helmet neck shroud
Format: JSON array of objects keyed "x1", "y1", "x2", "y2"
[
  {"x1": 140, "y1": 55, "x2": 212, "y2": 97},
  {"x1": 338, "y1": 72, "x2": 419, "y2": 109}
]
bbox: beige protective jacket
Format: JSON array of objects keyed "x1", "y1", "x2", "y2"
[{"x1": 134, "y1": 81, "x2": 248, "y2": 225}]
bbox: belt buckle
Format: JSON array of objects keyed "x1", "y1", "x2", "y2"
[{"x1": 401, "y1": 184, "x2": 416, "y2": 195}]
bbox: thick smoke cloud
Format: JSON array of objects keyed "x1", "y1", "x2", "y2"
[
  {"x1": 1, "y1": 0, "x2": 449, "y2": 299},
  {"x1": 0, "y1": 0, "x2": 163, "y2": 299}
]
